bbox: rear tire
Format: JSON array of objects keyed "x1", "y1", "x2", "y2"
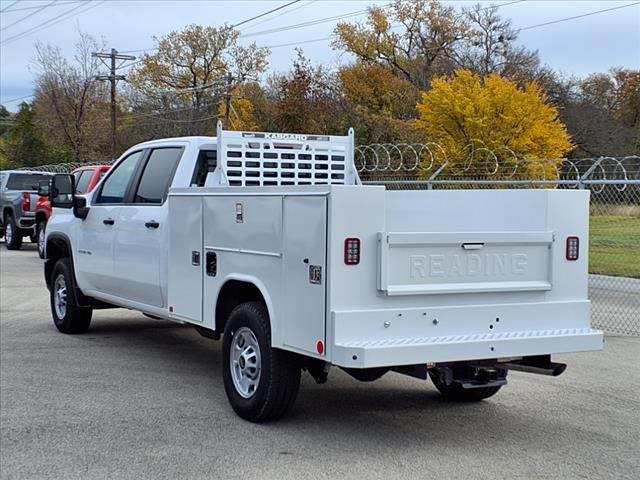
[
  {"x1": 37, "y1": 221, "x2": 46, "y2": 259},
  {"x1": 429, "y1": 371, "x2": 503, "y2": 401},
  {"x1": 49, "y1": 258, "x2": 92, "y2": 334},
  {"x1": 4, "y1": 216, "x2": 22, "y2": 250},
  {"x1": 222, "y1": 302, "x2": 301, "y2": 422}
]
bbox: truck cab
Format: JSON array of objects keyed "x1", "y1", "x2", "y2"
[
  {"x1": 34, "y1": 165, "x2": 111, "y2": 258},
  {"x1": 43, "y1": 125, "x2": 603, "y2": 422},
  {"x1": 0, "y1": 170, "x2": 54, "y2": 250}
]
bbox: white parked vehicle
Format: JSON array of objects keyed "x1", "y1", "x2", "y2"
[{"x1": 44, "y1": 123, "x2": 603, "y2": 421}]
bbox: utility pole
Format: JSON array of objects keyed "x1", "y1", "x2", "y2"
[
  {"x1": 93, "y1": 49, "x2": 136, "y2": 157},
  {"x1": 223, "y1": 72, "x2": 233, "y2": 130}
]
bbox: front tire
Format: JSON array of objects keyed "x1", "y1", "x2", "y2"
[
  {"x1": 429, "y1": 371, "x2": 503, "y2": 401},
  {"x1": 37, "y1": 221, "x2": 46, "y2": 259},
  {"x1": 4, "y1": 216, "x2": 22, "y2": 250},
  {"x1": 49, "y1": 258, "x2": 92, "y2": 334},
  {"x1": 222, "y1": 302, "x2": 301, "y2": 422}
]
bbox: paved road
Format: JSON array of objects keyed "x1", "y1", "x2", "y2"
[{"x1": 1, "y1": 245, "x2": 639, "y2": 480}]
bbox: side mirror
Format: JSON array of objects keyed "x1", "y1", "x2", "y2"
[
  {"x1": 74, "y1": 196, "x2": 89, "y2": 220},
  {"x1": 50, "y1": 174, "x2": 74, "y2": 208},
  {"x1": 38, "y1": 179, "x2": 50, "y2": 197},
  {"x1": 50, "y1": 174, "x2": 90, "y2": 220}
]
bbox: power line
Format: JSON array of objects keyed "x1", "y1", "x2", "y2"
[
  {"x1": 241, "y1": 9, "x2": 371, "y2": 38},
  {"x1": 1, "y1": 1, "x2": 82, "y2": 13},
  {"x1": 1, "y1": 93, "x2": 35, "y2": 104},
  {"x1": 239, "y1": 0, "x2": 318, "y2": 33},
  {"x1": 120, "y1": 4, "x2": 384, "y2": 55},
  {"x1": 265, "y1": 35, "x2": 332, "y2": 49},
  {"x1": 0, "y1": 1, "x2": 20, "y2": 13},
  {"x1": 517, "y1": 2, "x2": 640, "y2": 32},
  {"x1": 232, "y1": 0, "x2": 301, "y2": 28},
  {"x1": 0, "y1": 0, "x2": 55, "y2": 32},
  {"x1": 0, "y1": 0, "x2": 105, "y2": 46}
]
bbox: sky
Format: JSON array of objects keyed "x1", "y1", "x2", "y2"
[{"x1": 1, "y1": 0, "x2": 639, "y2": 111}]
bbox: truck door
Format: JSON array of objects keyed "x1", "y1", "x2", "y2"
[
  {"x1": 282, "y1": 196, "x2": 327, "y2": 355},
  {"x1": 112, "y1": 147, "x2": 182, "y2": 307},
  {"x1": 75, "y1": 151, "x2": 144, "y2": 293}
]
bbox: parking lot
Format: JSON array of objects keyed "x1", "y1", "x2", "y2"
[{"x1": 1, "y1": 244, "x2": 639, "y2": 480}]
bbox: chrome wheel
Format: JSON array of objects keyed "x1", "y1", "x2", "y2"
[
  {"x1": 54, "y1": 274, "x2": 68, "y2": 319},
  {"x1": 5, "y1": 222, "x2": 12, "y2": 244},
  {"x1": 38, "y1": 224, "x2": 45, "y2": 256},
  {"x1": 230, "y1": 327, "x2": 261, "y2": 398}
]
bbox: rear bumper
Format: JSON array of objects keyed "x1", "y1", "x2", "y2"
[
  {"x1": 18, "y1": 216, "x2": 35, "y2": 230},
  {"x1": 330, "y1": 301, "x2": 603, "y2": 368}
]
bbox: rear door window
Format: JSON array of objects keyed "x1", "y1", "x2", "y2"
[
  {"x1": 133, "y1": 147, "x2": 183, "y2": 204},
  {"x1": 6, "y1": 173, "x2": 51, "y2": 191},
  {"x1": 96, "y1": 151, "x2": 144, "y2": 204},
  {"x1": 75, "y1": 170, "x2": 93, "y2": 194}
]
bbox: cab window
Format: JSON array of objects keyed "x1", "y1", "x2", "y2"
[
  {"x1": 133, "y1": 147, "x2": 183, "y2": 204},
  {"x1": 95, "y1": 151, "x2": 143, "y2": 204}
]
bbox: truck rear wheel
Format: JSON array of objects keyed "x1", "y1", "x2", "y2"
[
  {"x1": 4, "y1": 215, "x2": 22, "y2": 250},
  {"x1": 49, "y1": 258, "x2": 92, "y2": 334},
  {"x1": 222, "y1": 302, "x2": 301, "y2": 422},
  {"x1": 429, "y1": 371, "x2": 503, "y2": 401}
]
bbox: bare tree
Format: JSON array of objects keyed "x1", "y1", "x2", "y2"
[
  {"x1": 453, "y1": 4, "x2": 540, "y2": 81},
  {"x1": 32, "y1": 31, "x2": 110, "y2": 161}
]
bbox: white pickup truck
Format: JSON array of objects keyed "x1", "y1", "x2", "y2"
[{"x1": 44, "y1": 123, "x2": 603, "y2": 422}]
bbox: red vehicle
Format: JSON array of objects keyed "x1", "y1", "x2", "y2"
[{"x1": 35, "y1": 165, "x2": 110, "y2": 258}]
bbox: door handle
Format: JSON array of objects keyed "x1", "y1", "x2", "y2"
[
  {"x1": 103, "y1": 218, "x2": 115, "y2": 226},
  {"x1": 145, "y1": 221, "x2": 160, "y2": 229}
]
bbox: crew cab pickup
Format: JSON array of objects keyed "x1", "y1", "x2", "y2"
[
  {"x1": 43, "y1": 124, "x2": 603, "y2": 422},
  {"x1": 34, "y1": 165, "x2": 110, "y2": 258},
  {"x1": 1, "y1": 170, "x2": 54, "y2": 250}
]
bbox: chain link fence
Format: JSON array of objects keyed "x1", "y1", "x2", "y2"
[
  {"x1": 17, "y1": 148, "x2": 640, "y2": 335},
  {"x1": 356, "y1": 145, "x2": 640, "y2": 336}
]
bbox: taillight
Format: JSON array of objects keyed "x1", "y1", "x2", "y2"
[
  {"x1": 22, "y1": 193, "x2": 31, "y2": 212},
  {"x1": 344, "y1": 237, "x2": 360, "y2": 265},
  {"x1": 566, "y1": 236, "x2": 579, "y2": 261}
]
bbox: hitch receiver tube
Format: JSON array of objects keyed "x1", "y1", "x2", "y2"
[{"x1": 499, "y1": 355, "x2": 567, "y2": 377}]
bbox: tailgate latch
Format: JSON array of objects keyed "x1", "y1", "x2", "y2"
[{"x1": 461, "y1": 242, "x2": 485, "y2": 250}]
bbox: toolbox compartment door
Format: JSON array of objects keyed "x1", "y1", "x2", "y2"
[
  {"x1": 378, "y1": 231, "x2": 553, "y2": 296},
  {"x1": 168, "y1": 195, "x2": 203, "y2": 322},
  {"x1": 282, "y1": 196, "x2": 327, "y2": 355}
]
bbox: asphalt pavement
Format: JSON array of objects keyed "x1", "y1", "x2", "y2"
[{"x1": 1, "y1": 244, "x2": 639, "y2": 480}]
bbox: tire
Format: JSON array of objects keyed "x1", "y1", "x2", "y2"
[
  {"x1": 429, "y1": 371, "x2": 503, "y2": 401},
  {"x1": 222, "y1": 302, "x2": 301, "y2": 422},
  {"x1": 37, "y1": 221, "x2": 46, "y2": 259},
  {"x1": 4, "y1": 215, "x2": 22, "y2": 250},
  {"x1": 49, "y1": 258, "x2": 92, "y2": 334}
]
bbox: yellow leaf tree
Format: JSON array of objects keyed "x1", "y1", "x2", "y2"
[
  {"x1": 218, "y1": 88, "x2": 259, "y2": 131},
  {"x1": 339, "y1": 63, "x2": 424, "y2": 144},
  {"x1": 416, "y1": 70, "x2": 573, "y2": 179}
]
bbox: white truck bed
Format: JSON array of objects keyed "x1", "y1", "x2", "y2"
[{"x1": 167, "y1": 185, "x2": 602, "y2": 369}]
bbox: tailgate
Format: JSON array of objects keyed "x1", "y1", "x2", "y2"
[{"x1": 378, "y1": 231, "x2": 553, "y2": 295}]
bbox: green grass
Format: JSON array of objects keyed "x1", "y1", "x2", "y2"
[{"x1": 589, "y1": 215, "x2": 640, "y2": 278}]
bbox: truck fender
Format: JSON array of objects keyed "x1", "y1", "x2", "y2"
[{"x1": 215, "y1": 273, "x2": 277, "y2": 339}]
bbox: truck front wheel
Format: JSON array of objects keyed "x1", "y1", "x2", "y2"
[
  {"x1": 429, "y1": 371, "x2": 503, "y2": 401},
  {"x1": 49, "y1": 258, "x2": 92, "y2": 334},
  {"x1": 222, "y1": 302, "x2": 301, "y2": 422},
  {"x1": 37, "y1": 221, "x2": 46, "y2": 259}
]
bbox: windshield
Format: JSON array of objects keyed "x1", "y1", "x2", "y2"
[{"x1": 6, "y1": 173, "x2": 51, "y2": 191}]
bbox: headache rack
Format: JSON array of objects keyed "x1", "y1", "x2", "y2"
[{"x1": 206, "y1": 122, "x2": 359, "y2": 187}]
